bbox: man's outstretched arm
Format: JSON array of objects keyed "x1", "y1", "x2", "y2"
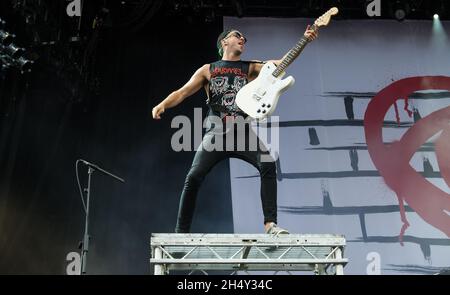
[{"x1": 152, "y1": 64, "x2": 209, "y2": 119}]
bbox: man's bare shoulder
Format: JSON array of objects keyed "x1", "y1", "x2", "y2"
[
  {"x1": 195, "y1": 64, "x2": 211, "y2": 82},
  {"x1": 197, "y1": 64, "x2": 210, "y2": 75}
]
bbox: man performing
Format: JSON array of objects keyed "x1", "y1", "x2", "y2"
[{"x1": 152, "y1": 26, "x2": 318, "y2": 235}]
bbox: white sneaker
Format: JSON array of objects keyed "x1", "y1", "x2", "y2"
[{"x1": 265, "y1": 222, "x2": 289, "y2": 236}]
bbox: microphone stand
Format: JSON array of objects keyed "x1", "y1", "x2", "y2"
[{"x1": 78, "y1": 159, "x2": 124, "y2": 274}]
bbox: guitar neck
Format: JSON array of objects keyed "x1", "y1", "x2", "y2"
[{"x1": 272, "y1": 24, "x2": 317, "y2": 78}]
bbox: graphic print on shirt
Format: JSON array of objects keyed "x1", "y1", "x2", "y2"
[
  {"x1": 210, "y1": 76, "x2": 229, "y2": 96},
  {"x1": 209, "y1": 65, "x2": 248, "y2": 117}
]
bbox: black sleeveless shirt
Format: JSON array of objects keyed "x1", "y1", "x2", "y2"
[{"x1": 206, "y1": 60, "x2": 251, "y2": 118}]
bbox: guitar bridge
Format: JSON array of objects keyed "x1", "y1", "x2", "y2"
[{"x1": 252, "y1": 94, "x2": 262, "y2": 101}]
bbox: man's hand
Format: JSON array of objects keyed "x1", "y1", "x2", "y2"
[
  {"x1": 152, "y1": 104, "x2": 165, "y2": 120},
  {"x1": 304, "y1": 25, "x2": 318, "y2": 42}
]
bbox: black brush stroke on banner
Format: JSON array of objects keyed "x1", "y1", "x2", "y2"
[
  {"x1": 349, "y1": 235, "x2": 450, "y2": 246},
  {"x1": 321, "y1": 91, "x2": 450, "y2": 100},
  {"x1": 306, "y1": 145, "x2": 435, "y2": 152},
  {"x1": 260, "y1": 119, "x2": 413, "y2": 128},
  {"x1": 279, "y1": 205, "x2": 415, "y2": 215},
  {"x1": 236, "y1": 171, "x2": 442, "y2": 179},
  {"x1": 385, "y1": 264, "x2": 448, "y2": 275}
]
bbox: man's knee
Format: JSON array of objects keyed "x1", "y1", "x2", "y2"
[{"x1": 184, "y1": 166, "x2": 206, "y2": 187}]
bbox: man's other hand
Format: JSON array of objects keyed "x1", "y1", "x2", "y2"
[{"x1": 304, "y1": 25, "x2": 318, "y2": 42}]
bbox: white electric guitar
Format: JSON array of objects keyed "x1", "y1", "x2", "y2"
[{"x1": 236, "y1": 7, "x2": 338, "y2": 120}]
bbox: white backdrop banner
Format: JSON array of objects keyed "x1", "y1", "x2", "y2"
[{"x1": 225, "y1": 17, "x2": 450, "y2": 275}]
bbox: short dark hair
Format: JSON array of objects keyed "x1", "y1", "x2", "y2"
[{"x1": 216, "y1": 29, "x2": 238, "y2": 57}]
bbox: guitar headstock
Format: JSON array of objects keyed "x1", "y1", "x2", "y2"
[{"x1": 314, "y1": 7, "x2": 339, "y2": 28}]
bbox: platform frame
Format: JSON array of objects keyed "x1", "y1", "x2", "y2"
[{"x1": 150, "y1": 233, "x2": 348, "y2": 275}]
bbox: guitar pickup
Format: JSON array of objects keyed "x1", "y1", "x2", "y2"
[{"x1": 256, "y1": 89, "x2": 267, "y2": 96}]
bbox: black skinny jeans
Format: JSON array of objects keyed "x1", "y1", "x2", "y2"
[{"x1": 175, "y1": 124, "x2": 277, "y2": 233}]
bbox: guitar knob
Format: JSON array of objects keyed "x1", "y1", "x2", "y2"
[
  {"x1": 262, "y1": 110, "x2": 267, "y2": 114},
  {"x1": 267, "y1": 104, "x2": 271, "y2": 108},
  {"x1": 257, "y1": 109, "x2": 261, "y2": 113},
  {"x1": 262, "y1": 103, "x2": 266, "y2": 107}
]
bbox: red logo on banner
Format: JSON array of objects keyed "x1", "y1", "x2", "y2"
[{"x1": 364, "y1": 76, "x2": 450, "y2": 243}]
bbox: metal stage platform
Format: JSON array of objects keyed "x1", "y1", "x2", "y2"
[{"x1": 150, "y1": 233, "x2": 348, "y2": 275}]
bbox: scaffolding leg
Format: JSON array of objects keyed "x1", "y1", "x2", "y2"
[
  {"x1": 154, "y1": 247, "x2": 164, "y2": 275},
  {"x1": 314, "y1": 264, "x2": 325, "y2": 275},
  {"x1": 335, "y1": 247, "x2": 344, "y2": 275}
]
